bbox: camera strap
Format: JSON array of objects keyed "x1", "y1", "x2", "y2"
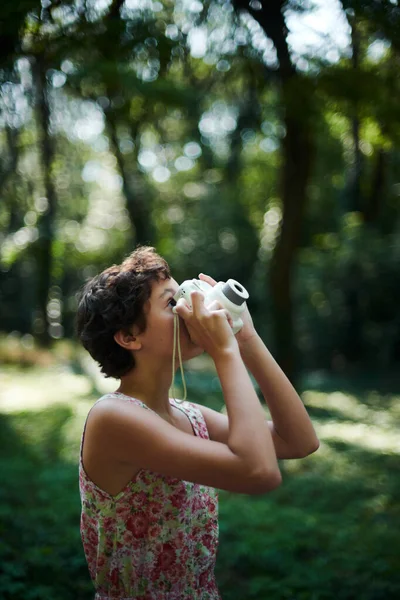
[{"x1": 170, "y1": 313, "x2": 187, "y2": 404}]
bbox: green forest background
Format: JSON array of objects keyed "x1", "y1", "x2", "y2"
[{"x1": 0, "y1": 0, "x2": 399, "y2": 598}]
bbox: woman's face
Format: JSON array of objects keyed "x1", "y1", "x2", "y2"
[{"x1": 138, "y1": 277, "x2": 203, "y2": 363}]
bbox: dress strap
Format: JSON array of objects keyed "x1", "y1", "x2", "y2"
[
  {"x1": 81, "y1": 393, "x2": 210, "y2": 446},
  {"x1": 108, "y1": 391, "x2": 156, "y2": 412},
  {"x1": 169, "y1": 398, "x2": 210, "y2": 440}
]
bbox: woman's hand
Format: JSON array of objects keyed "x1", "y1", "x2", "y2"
[
  {"x1": 174, "y1": 290, "x2": 238, "y2": 360},
  {"x1": 198, "y1": 273, "x2": 257, "y2": 346}
]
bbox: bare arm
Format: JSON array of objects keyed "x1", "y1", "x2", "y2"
[
  {"x1": 196, "y1": 273, "x2": 319, "y2": 458},
  {"x1": 238, "y1": 334, "x2": 319, "y2": 458},
  {"x1": 175, "y1": 291, "x2": 281, "y2": 487},
  {"x1": 213, "y1": 346, "x2": 280, "y2": 479},
  {"x1": 88, "y1": 292, "x2": 281, "y2": 496},
  {"x1": 191, "y1": 338, "x2": 320, "y2": 459},
  {"x1": 90, "y1": 396, "x2": 279, "y2": 495}
]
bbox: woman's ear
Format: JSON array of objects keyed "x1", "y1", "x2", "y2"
[{"x1": 114, "y1": 329, "x2": 142, "y2": 351}]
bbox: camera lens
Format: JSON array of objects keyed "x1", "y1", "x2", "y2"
[{"x1": 222, "y1": 280, "x2": 248, "y2": 305}]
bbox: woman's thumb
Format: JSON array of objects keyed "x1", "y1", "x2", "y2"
[{"x1": 173, "y1": 298, "x2": 189, "y2": 318}]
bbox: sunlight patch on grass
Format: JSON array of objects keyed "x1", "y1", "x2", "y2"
[
  {"x1": 0, "y1": 367, "x2": 94, "y2": 413},
  {"x1": 302, "y1": 389, "x2": 400, "y2": 453},
  {"x1": 303, "y1": 390, "x2": 399, "y2": 426},
  {"x1": 2, "y1": 367, "x2": 399, "y2": 457},
  {"x1": 221, "y1": 387, "x2": 400, "y2": 454},
  {"x1": 314, "y1": 419, "x2": 400, "y2": 453},
  {"x1": 282, "y1": 439, "x2": 362, "y2": 479}
]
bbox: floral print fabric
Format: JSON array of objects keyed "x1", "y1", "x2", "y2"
[{"x1": 79, "y1": 392, "x2": 220, "y2": 600}]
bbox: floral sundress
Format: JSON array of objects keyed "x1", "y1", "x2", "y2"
[{"x1": 79, "y1": 392, "x2": 221, "y2": 600}]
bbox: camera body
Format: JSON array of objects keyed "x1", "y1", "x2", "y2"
[{"x1": 173, "y1": 278, "x2": 249, "y2": 334}]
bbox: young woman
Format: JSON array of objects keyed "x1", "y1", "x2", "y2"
[{"x1": 76, "y1": 246, "x2": 319, "y2": 600}]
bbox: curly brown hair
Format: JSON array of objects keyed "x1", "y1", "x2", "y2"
[{"x1": 76, "y1": 246, "x2": 171, "y2": 379}]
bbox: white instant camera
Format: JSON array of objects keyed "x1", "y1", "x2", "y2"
[{"x1": 173, "y1": 278, "x2": 249, "y2": 334}]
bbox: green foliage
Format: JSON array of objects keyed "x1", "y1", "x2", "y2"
[
  {"x1": 0, "y1": 406, "x2": 93, "y2": 599},
  {"x1": 217, "y1": 449, "x2": 400, "y2": 599},
  {"x1": 1, "y1": 0, "x2": 400, "y2": 370},
  {"x1": 164, "y1": 186, "x2": 259, "y2": 289},
  {"x1": 0, "y1": 367, "x2": 399, "y2": 599},
  {"x1": 1, "y1": 2, "x2": 398, "y2": 595},
  {"x1": 296, "y1": 217, "x2": 400, "y2": 371}
]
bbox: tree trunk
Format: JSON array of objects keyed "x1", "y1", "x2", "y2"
[
  {"x1": 364, "y1": 147, "x2": 386, "y2": 226},
  {"x1": 95, "y1": 0, "x2": 155, "y2": 247},
  {"x1": 349, "y1": 17, "x2": 363, "y2": 213},
  {"x1": 225, "y1": 85, "x2": 261, "y2": 181},
  {"x1": 232, "y1": 0, "x2": 315, "y2": 381},
  {"x1": 106, "y1": 111, "x2": 155, "y2": 246},
  {"x1": 32, "y1": 55, "x2": 57, "y2": 346},
  {"x1": 269, "y1": 113, "x2": 314, "y2": 379},
  {"x1": 1, "y1": 127, "x2": 19, "y2": 196},
  {"x1": 350, "y1": 115, "x2": 362, "y2": 212},
  {"x1": 1, "y1": 127, "x2": 21, "y2": 232}
]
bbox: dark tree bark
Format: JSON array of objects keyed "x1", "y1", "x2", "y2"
[
  {"x1": 232, "y1": 0, "x2": 315, "y2": 381},
  {"x1": 1, "y1": 127, "x2": 21, "y2": 232},
  {"x1": 96, "y1": 0, "x2": 155, "y2": 247},
  {"x1": 269, "y1": 112, "x2": 314, "y2": 378},
  {"x1": 225, "y1": 85, "x2": 261, "y2": 182},
  {"x1": 364, "y1": 147, "x2": 386, "y2": 226},
  {"x1": 0, "y1": 127, "x2": 20, "y2": 197},
  {"x1": 348, "y1": 16, "x2": 363, "y2": 213},
  {"x1": 106, "y1": 111, "x2": 155, "y2": 246},
  {"x1": 32, "y1": 55, "x2": 57, "y2": 346},
  {"x1": 342, "y1": 261, "x2": 363, "y2": 365}
]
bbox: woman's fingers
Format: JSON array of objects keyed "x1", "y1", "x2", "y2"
[
  {"x1": 174, "y1": 292, "x2": 207, "y2": 320},
  {"x1": 175, "y1": 289, "x2": 236, "y2": 356},
  {"x1": 175, "y1": 288, "x2": 232, "y2": 331},
  {"x1": 224, "y1": 309, "x2": 233, "y2": 329},
  {"x1": 190, "y1": 290, "x2": 206, "y2": 316},
  {"x1": 173, "y1": 298, "x2": 190, "y2": 319},
  {"x1": 199, "y1": 273, "x2": 217, "y2": 287},
  {"x1": 204, "y1": 300, "x2": 233, "y2": 329},
  {"x1": 206, "y1": 300, "x2": 223, "y2": 312},
  {"x1": 213, "y1": 308, "x2": 233, "y2": 329}
]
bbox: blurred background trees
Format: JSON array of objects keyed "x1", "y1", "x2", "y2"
[
  {"x1": 1, "y1": 3, "x2": 400, "y2": 599},
  {"x1": 1, "y1": 0, "x2": 400, "y2": 378}
]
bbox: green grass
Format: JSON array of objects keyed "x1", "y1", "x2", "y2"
[{"x1": 0, "y1": 363, "x2": 399, "y2": 599}]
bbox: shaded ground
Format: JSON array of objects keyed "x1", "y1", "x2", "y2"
[{"x1": 0, "y1": 362, "x2": 399, "y2": 599}]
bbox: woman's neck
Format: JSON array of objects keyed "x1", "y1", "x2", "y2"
[{"x1": 116, "y1": 360, "x2": 174, "y2": 417}]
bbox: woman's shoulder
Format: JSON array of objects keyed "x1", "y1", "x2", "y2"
[
  {"x1": 82, "y1": 392, "x2": 149, "y2": 443},
  {"x1": 89, "y1": 391, "x2": 149, "y2": 414}
]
